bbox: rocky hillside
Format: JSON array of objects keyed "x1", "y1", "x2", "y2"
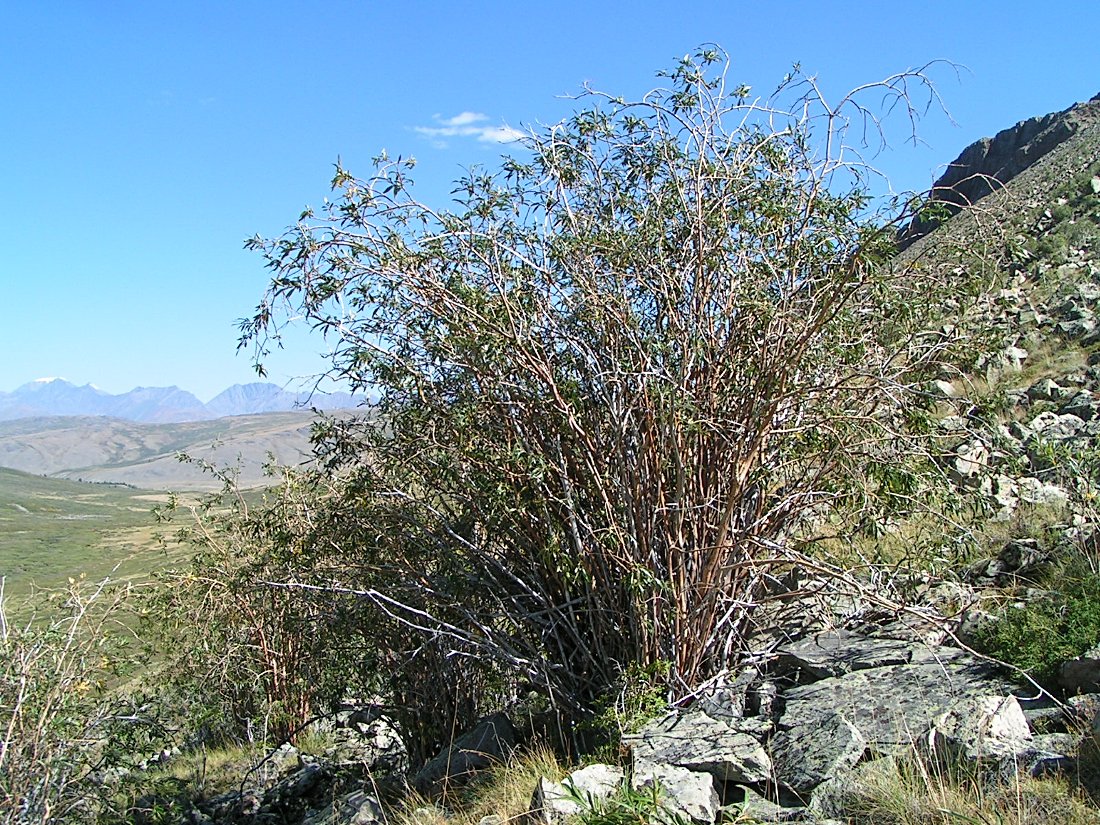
[
  {"x1": 898, "y1": 88, "x2": 1100, "y2": 524},
  {"x1": 900, "y1": 90, "x2": 1100, "y2": 246}
]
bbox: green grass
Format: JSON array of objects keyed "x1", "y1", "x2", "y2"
[{"x1": 0, "y1": 466, "x2": 189, "y2": 605}]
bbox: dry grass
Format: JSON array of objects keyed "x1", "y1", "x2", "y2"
[
  {"x1": 148, "y1": 741, "x2": 279, "y2": 796},
  {"x1": 841, "y1": 750, "x2": 1100, "y2": 825},
  {"x1": 391, "y1": 745, "x2": 565, "y2": 825}
]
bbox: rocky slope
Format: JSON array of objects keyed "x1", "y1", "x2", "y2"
[{"x1": 900, "y1": 90, "x2": 1100, "y2": 246}]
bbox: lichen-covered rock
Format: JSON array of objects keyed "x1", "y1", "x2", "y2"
[
  {"x1": 695, "y1": 667, "x2": 759, "y2": 722},
  {"x1": 771, "y1": 711, "x2": 868, "y2": 795},
  {"x1": 625, "y1": 709, "x2": 772, "y2": 784},
  {"x1": 1023, "y1": 733, "x2": 1079, "y2": 778},
  {"x1": 926, "y1": 695, "x2": 1032, "y2": 761},
  {"x1": 301, "y1": 790, "x2": 383, "y2": 825},
  {"x1": 952, "y1": 440, "x2": 990, "y2": 482},
  {"x1": 779, "y1": 647, "x2": 1014, "y2": 750},
  {"x1": 322, "y1": 709, "x2": 407, "y2": 773},
  {"x1": 1016, "y1": 476, "x2": 1069, "y2": 507},
  {"x1": 775, "y1": 630, "x2": 913, "y2": 679},
  {"x1": 736, "y1": 787, "x2": 808, "y2": 823}
]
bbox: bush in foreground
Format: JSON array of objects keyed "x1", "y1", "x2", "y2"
[
  {"x1": 0, "y1": 577, "x2": 140, "y2": 824},
  {"x1": 240, "y1": 48, "x2": 995, "y2": 740}
]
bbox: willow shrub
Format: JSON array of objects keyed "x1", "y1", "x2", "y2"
[{"x1": 240, "y1": 49, "x2": 993, "y2": 738}]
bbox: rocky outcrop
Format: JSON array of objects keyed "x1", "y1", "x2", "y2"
[
  {"x1": 526, "y1": 630, "x2": 1092, "y2": 825},
  {"x1": 900, "y1": 91, "x2": 1100, "y2": 247}
]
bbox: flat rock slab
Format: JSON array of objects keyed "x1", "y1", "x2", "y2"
[
  {"x1": 775, "y1": 630, "x2": 914, "y2": 678},
  {"x1": 625, "y1": 709, "x2": 772, "y2": 784},
  {"x1": 780, "y1": 647, "x2": 1017, "y2": 750}
]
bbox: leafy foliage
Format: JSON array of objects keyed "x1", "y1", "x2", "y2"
[
  {"x1": 147, "y1": 465, "x2": 366, "y2": 745},
  {"x1": 563, "y1": 780, "x2": 688, "y2": 825}
]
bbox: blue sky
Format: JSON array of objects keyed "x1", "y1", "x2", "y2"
[{"x1": 2, "y1": 1, "x2": 1097, "y2": 402}]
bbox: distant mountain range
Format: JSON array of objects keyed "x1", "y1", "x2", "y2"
[{"x1": 0, "y1": 378, "x2": 360, "y2": 423}]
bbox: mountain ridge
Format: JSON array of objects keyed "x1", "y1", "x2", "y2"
[
  {"x1": 0, "y1": 378, "x2": 359, "y2": 423},
  {"x1": 900, "y1": 89, "x2": 1100, "y2": 247}
]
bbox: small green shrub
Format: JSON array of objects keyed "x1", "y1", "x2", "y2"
[
  {"x1": 974, "y1": 557, "x2": 1100, "y2": 684},
  {"x1": 584, "y1": 661, "x2": 670, "y2": 763},
  {"x1": 565, "y1": 780, "x2": 688, "y2": 825}
]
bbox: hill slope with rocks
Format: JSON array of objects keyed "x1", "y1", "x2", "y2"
[
  {"x1": 202, "y1": 101, "x2": 1100, "y2": 823},
  {"x1": 901, "y1": 90, "x2": 1100, "y2": 246},
  {"x1": 88, "y1": 91, "x2": 1100, "y2": 825}
]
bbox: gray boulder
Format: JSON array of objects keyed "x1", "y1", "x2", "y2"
[
  {"x1": 530, "y1": 764, "x2": 624, "y2": 825},
  {"x1": 969, "y1": 538, "x2": 1048, "y2": 584},
  {"x1": 925, "y1": 695, "x2": 1033, "y2": 762},
  {"x1": 415, "y1": 712, "x2": 516, "y2": 792},
  {"x1": 1027, "y1": 378, "x2": 1069, "y2": 402},
  {"x1": 323, "y1": 710, "x2": 407, "y2": 772},
  {"x1": 695, "y1": 667, "x2": 759, "y2": 722},
  {"x1": 1062, "y1": 390, "x2": 1100, "y2": 421},
  {"x1": 951, "y1": 440, "x2": 990, "y2": 482},
  {"x1": 1023, "y1": 733, "x2": 1078, "y2": 778},
  {"x1": 980, "y1": 474, "x2": 1020, "y2": 518},
  {"x1": 1016, "y1": 476, "x2": 1069, "y2": 508},
  {"x1": 1027, "y1": 411, "x2": 1085, "y2": 441},
  {"x1": 1061, "y1": 644, "x2": 1100, "y2": 694}
]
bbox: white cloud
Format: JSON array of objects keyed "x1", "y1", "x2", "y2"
[
  {"x1": 414, "y1": 112, "x2": 525, "y2": 146},
  {"x1": 441, "y1": 111, "x2": 487, "y2": 127}
]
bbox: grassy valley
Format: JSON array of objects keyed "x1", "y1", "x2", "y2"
[
  {"x1": 0, "y1": 411, "x2": 335, "y2": 606},
  {"x1": 0, "y1": 467, "x2": 186, "y2": 604}
]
